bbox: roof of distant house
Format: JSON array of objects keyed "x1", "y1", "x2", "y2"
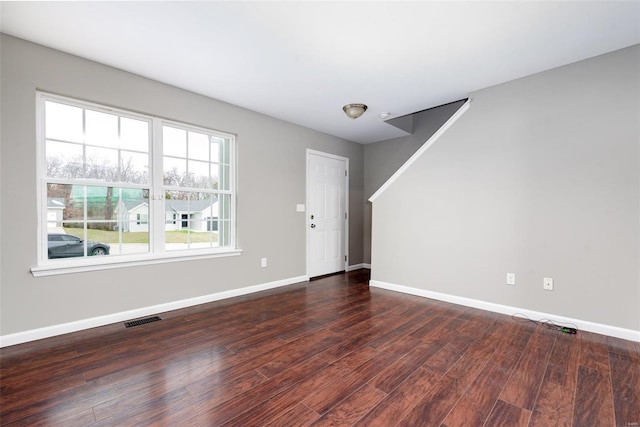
[
  {"x1": 118, "y1": 197, "x2": 218, "y2": 213},
  {"x1": 47, "y1": 198, "x2": 66, "y2": 208}
]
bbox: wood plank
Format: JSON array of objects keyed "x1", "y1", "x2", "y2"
[
  {"x1": 608, "y1": 335, "x2": 640, "y2": 361},
  {"x1": 579, "y1": 331, "x2": 611, "y2": 372},
  {"x1": 315, "y1": 322, "x2": 387, "y2": 364},
  {"x1": 397, "y1": 334, "x2": 496, "y2": 426},
  {"x1": 442, "y1": 322, "x2": 531, "y2": 427},
  {"x1": 214, "y1": 353, "x2": 381, "y2": 426},
  {"x1": 408, "y1": 315, "x2": 455, "y2": 340},
  {"x1": 528, "y1": 380, "x2": 574, "y2": 427},
  {"x1": 609, "y1": 351, "x2": 640, "y2": 427},
  {"x1": 93, "y1": 387, "x2": 192, "y2": 427},
  {"x1": 302, "y1": 349, "x2": 400, "y2": 414},
  {"x1": 264, "y1": 403, "x2": 319, "y2": 427},
  {"x1": 309, "y1": 384, "x2": 386, "y2": 426},
  {"x1": 256, "y1": 332, "x2": 344, "y2": 378},
  {"x1": 179, "y1": 355, "x2": 331, "y2": 426},
  {"x1": 193, "y1": 346, "x2": 376, "y2": 426},
  {"x1": 573, "y1": 365, "x2": 615, "y2": 426},
  {"x1": 0, "y1": 373, "x2": 90, "y2": 425},
  {"x1": 368, "y1": 333, "x2": 422, "y2": 357},
  {"x1": 223, "y1": 315, "x2": 307, "y2": 352},
  {"x1": 355, "y1": 366, "x2": 441, "y2": 426},
  {"x1": 1, "y1": 403, "x2": 96, "y2": 427},
  {"x1": 419, "y1": 335, "x2": 476, "y2": 375},
  {"x1": 483, "y1": 399, "x2": 531, "y2": 427},
  {"x1": 182, "y1": 369, "x2": 267, "y2": 408},
  {"x1": 365, "y1": 307, "x2": 437, "y2": 349},
  {"x1": 544, "y1": 333, "x2": 580, "y2": 388},
  {"x1": 367, "y1": 338, "x2": 449, "y2": 394},
  {"x1": 499, "y1": 328, "x2": 555, "y2": 410}
]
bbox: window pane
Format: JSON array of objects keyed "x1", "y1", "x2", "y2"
[
  {"x1": 210, "y1": 164, "x2": 220, "y2": 190},
  {"x1": 218, "y1": 220, "x2": 232, "y2": 247},
  {"x1": 45, "y1": 101, "x2": 83, "y2": 143},
  {"x1": 86, "y1": 147, "x2": 118, "y2": 182},
  {"x1": 164, "y1": 192, "x2": 218, "y2": 251},
  {"x1": 45, "y1": 109, "x2": 150, "y2": 185},
  {"x1": 108, "y1": 229, "x2": 149, "y2": 256},
  {"x1": 210, "y1": 140, "x2": 220, "y2": 163},
  {"x1": 79, "y1": 186, "x2": 114, "y2": 221},
  {"x1": 85, "y1": 110, "x2": 119, "y2": 148},
  {"x1": 219, "y1": 164, "x2": 230, "y2": 191},
  {"x1": 188, "y1": 131, "x2": 209, "y2": 161},
  {"x1": 220, "y1": 138, "x2": 231, "y2": 164},
  {"x1": 46, "y1": 184, "x2": 73, "y2": 228},
  {"x1": 46, "y1": 141, "x2": 83, "y2": 179},
  {"x1": 190, "y1": 221, "x2": 218, "y2": 248},
  {"x1": 114, "y1": 187, "x2": 151, "y2": 256},
  {"x1": 163, "y1": 126, "x2": 186, "y2": 158},
  {"x1": 56, "y1": 184, "x2": 85, "y2": 222},
  {"x1": 188, "y1": 160, "x2": 211, "y2": 188},
  {"x1": 120, "y1": 117, "x2": 149, "y2": 152},
  {"x1": 164, "y1": 156, "x2": 187, "y2": 186},
  {"x1": 218, "y1": 194, "x2": 232, "y2": 220},
  {"x1": 120, "y1": 151, "x2": 149, "y2": 184},
  {"x1": 47, "y1": 227, "x2": 87, "y2": 258},
  {"x1": 46, "y1": 183, "x2": 151, "y2": 259}
]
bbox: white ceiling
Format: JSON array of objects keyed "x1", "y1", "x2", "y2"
[{"x1": 1, "y1": 1, "x2": 639, "y2": 144}]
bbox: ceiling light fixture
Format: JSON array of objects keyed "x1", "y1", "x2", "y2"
[{"x1": 342, "y1": 103, "x2": 368, "y2": 120}]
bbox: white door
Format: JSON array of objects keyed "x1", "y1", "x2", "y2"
[{"x1": 307, "y1": 150, "x2": 348, "y2": 278}]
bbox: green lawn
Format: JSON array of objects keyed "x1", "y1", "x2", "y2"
[
  {"x1": 165, "y1": 230, "x2": 218, "y2": 243},
  {"x1": 64, "y1": 228, "x2": 217, "y2": 243}
]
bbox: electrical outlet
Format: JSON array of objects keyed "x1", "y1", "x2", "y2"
[
  {"x1": 261, "y1": 258, "x2": 267, "y2": 268},
  {"x1": 506, "y1": 273, "x2": 516, "y2": 286},
  {"x1": 543, "y1": 277, "x2": 554, "y2": 291}
]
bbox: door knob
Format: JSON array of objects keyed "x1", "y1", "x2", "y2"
[{"x1": 310, "y1": 224, "x2": 316, "y2": 228}]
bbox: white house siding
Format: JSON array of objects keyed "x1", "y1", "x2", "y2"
[
  {"x1": 127, "y1": 204, "x2": 150, "y2": 233},
  {"x1": 118, "y1": 201, "x2": 219, "y2": 232},
  {"x1": 46, "y1": 207, "x2": 64, "y2": 228}
]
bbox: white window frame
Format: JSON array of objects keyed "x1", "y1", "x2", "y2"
[{"x1": 32, "y1": 92, "x2": 240, "y2": 277}]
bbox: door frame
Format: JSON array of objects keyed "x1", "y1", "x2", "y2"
[{"x1": 306, "y1": 149, "x2": 349, "y2": 278}]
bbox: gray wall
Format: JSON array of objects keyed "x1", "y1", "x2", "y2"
[
  {"x1": 371, "y1": 45, "x2": 640, "y2": 331},
  {"x1": 363, "y1": 101, "x2": 466, "y2": 263},
  {"x1": 0, "y1": 35, "x2": 364, "y2": 336}
]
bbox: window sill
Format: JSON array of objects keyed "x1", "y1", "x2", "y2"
[{"x1": 31, "y1": 248, "x2": 243, "y2": 277}]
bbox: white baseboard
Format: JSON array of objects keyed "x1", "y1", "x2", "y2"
[
  {"x1": 347, "y1": 263, "x2": 371, "y2": 271},
  {"x1": 0, "y1": 275, "x2": 309, "y2": 348},
  {"x1": 370, "y1": 280, "x2": 640, "y2": 343}
]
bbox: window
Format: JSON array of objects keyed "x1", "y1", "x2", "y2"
[
  {"x1": 165, "y1": 213, "x2": 177, "y2": 225},
  {"x1": 136, "y1": 213, "x2": 149, "y2": 225},
  {"x1": 35, "y1": 92, "x2": 237, "y2": 274}
]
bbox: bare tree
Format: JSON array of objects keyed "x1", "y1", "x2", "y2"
[{"x1": 120, "y1": 156, "x2": 147, "y2": 184}]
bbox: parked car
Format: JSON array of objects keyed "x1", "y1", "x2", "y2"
[{"x1": 47, "y1": 234, "x2": 110, "y2": 259}]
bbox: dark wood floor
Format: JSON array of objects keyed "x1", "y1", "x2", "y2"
[{"x1": 1, "y1": 270, "x2": 639, "y2": 426}]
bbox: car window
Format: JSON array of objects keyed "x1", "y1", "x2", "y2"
[{"x1": 60, "y1": 235, "x2": 80, "y2": 242}]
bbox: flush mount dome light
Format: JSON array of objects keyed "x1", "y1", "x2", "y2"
[{"x1": 342, "y1": 103, "x2": 368, "y2": 119}]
